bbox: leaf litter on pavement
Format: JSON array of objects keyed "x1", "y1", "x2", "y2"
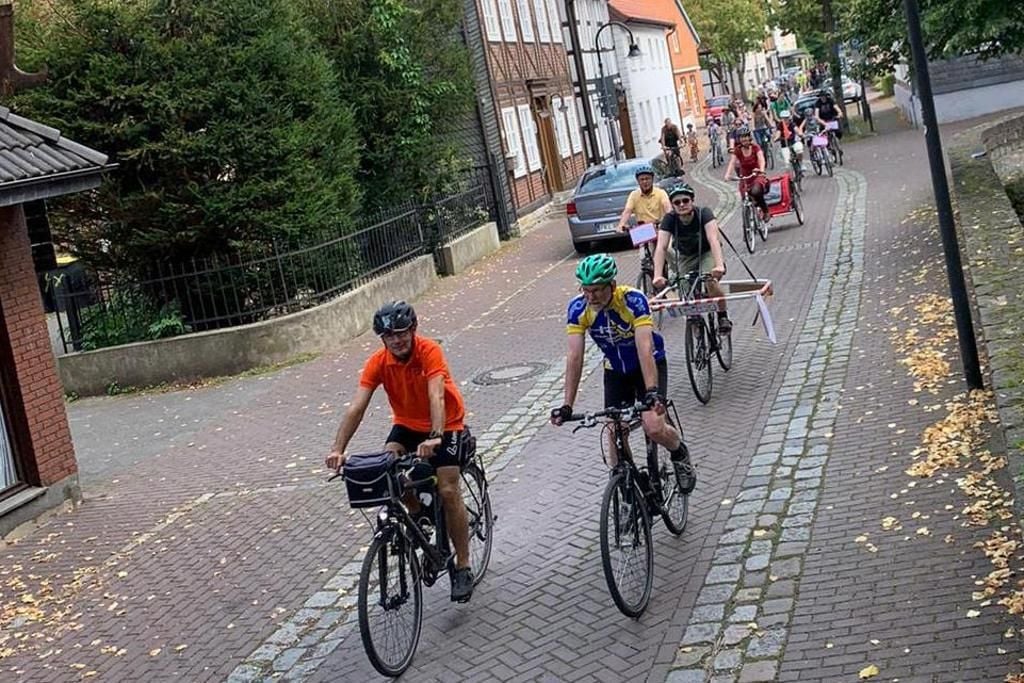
[{"x1": 882, "y1": 286, "x2": 1024, "y2": 681}]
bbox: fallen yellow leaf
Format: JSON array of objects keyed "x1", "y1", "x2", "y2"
[
  {"x1": 149, "y1": 648, "x2": 161, "y2": 657},
  {"x1": 174, "y1": 644, "x2": 188, "y2": 652},
  {"x1": 859, "y1": 664, "x2": 880, "y2": 679}
]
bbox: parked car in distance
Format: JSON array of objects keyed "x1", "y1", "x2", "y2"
[
  {"x1": 704, "y1": 95, "x2": 732, "y2": 123},
  {"x1": 566, "y1": 158, "x2": 674, "y2": 253},
  {"x1": 842, "y1": 77, "x2": 862, "y2": 102}
]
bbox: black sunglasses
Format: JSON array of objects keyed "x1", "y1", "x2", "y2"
[{"x1": 673, "y1": 197, "x2": 692, "y2": 205}]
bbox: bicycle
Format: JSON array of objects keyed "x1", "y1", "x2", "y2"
[
  {"x1": 807, "y1": 132, "x2": 833, "y2": 177},
  {"x1": 824, "y1": 120, "x2": 844, "y2": 166},
  {"x1": 709, "y1": 132, "x2": 725, "y2": 168},
  {"x1": 663, "y1": 146, "x2": 684, "y2": 177},
  {"x1": 678, "y1": 271, "x2": 731, "y2": 403},
  {"x1": 337, "y1": 438, "x2": 495, "y2": 677},
  {"x1": 733, "y1": 172, "x2": 769, "y2": 253},
  {"x1": 756, "y1": 128, "x2": 775, "y2": 170},
  {"x1": 633, "y1": 224, "x2": 675, "y2": 329},
  {"x1": 560, "y1": 401, "x2": 690, "y2": 618}
]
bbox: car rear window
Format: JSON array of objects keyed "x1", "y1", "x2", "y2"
[{"x1": 579, "y1": 165, "x2": 644, "y2": 193}]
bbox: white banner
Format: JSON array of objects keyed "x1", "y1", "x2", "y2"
[{"x1": 755, "y1": 293, "x2": 777, "y2": 344}]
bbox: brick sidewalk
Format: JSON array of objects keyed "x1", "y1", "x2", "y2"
[{"x1": 2, "y1": 98, "x2": 1021, "y2": 683}]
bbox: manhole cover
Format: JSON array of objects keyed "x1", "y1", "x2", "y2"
[{"x1": 473, "y1": 362, "x2": 549, "y2": 386}]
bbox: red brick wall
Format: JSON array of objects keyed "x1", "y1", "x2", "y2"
[{"x1": 0, "y1": 205, "x2": 77, "y2": 486}]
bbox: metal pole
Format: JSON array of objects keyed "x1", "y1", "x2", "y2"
[
  {"x1": 902, "y1": 0, "x2": 984, "y2": 390},
  {"x1": 565, "y1": 0, "x2": 601, "y2": 166}
]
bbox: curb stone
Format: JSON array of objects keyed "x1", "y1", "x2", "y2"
[{"x1": 668, "y1": 167, "x2": 868, "y2": 680}]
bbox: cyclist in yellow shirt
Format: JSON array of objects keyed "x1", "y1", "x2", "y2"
[{"x1": 615, "y1": 163, "x2": 671, "y2": 232}]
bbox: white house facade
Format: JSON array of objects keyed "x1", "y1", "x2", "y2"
[{"x1": 610, "y1": 12, "x2": 676, "y2": 159}]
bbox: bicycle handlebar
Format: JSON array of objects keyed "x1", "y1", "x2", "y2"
[{"x1": 560, "y1": 402, "x2": 651, "y2": 433}]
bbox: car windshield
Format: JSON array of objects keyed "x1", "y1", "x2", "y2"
[{"x1": 579, "y1": 164, "x2": 647, "y2": 193}]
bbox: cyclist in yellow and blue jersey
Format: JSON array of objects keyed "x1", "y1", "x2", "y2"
[{"x1": 550, "y1": 254, "x2": 695, "y2": 492}]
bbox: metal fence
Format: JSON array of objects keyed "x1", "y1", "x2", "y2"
[{"x1": 52, "y1": 172, "x2": 492, "y2": 354}]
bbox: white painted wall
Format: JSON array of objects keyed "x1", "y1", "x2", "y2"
[{"x1": 614, "y1": 23, "x2": 676, "y2": 160}]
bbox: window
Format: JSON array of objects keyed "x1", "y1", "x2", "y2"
[
  {"x1": 516, "y1": 0, "x2": 535, "y2": 42},
  {"x1": 497, "y1": 0, "x2": 517, "y2": 41},
  {"x1": 533, "y1": 0, "x2": 550, "y2": 41},
  {"x1": 517, "y1": 104, "x2": 541, "y2": 171},
  {"x1": 501, "y1": 106, "x2": 526, "y2": 177},
  {"x1": 671, "y1": 31, "x2": 680, "y2": 53},
  {"x1": 579, "y1": 160, "x2": 654, "y2": 192},
  {"x1": 481, "y1": 0, "x2": 501, "y2": 41},
  {"x1": 546, "y1": 0, "x2": 563, "y2": 43},
  {"x1": 552, "y1": 97, "x2": 571, "y2": 158},
  {"x1": 566, "y1": 100, "x2": 583, "y2": 153}
]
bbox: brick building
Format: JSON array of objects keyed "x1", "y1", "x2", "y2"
[
  {"x1": 475, "y1": 0, "x2": 587, "y2": 212},
  {"x1": 0, "y1": 45, "x2": 109, "y2": 529}
]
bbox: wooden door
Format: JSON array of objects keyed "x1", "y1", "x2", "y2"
[
  {"x1": 533, "y1": 97, "x2": 565, "y2": 192},
  {"x1": 617, "y1": 92, "x2": 637, "y2": 159}
]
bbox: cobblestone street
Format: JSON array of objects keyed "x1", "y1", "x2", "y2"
[{"x1": 2, "y1": 98, "x2": 1023, "y2": 682}]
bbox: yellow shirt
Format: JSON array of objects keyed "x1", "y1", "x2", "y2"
[{"x1": 625, "y1": 187, "x2": 669, "y2": 225}]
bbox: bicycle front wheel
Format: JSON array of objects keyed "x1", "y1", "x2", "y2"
[
  {"x1": 599, "y1": 471, "x2": 654, "y2": 618},
  {"x1": 685, "y1": 316, "x2": 713, "y2": 404},
  {"x1": 462, "y1": 463, "x2": 494, "y2": 585},
  {"x1": 358, "y1": 526, "x2": 423, "y2": 677},
  {"x1": 714, "y1": 313, "x2": 732, "y2": 371},
  {"x1": 742, "y1": 204, "x2": 756, "y2": 254}
]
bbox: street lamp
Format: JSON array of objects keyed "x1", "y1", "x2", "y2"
[
  {"x1": 594, "y1": 21, "x2": 640, "y2": 161},
  {"x1": 902, "y1": 0, "x2": 983, "y2": 390}
]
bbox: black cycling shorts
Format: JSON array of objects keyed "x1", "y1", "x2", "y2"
[
  {"x1": 385, "y1": 424, "x2": 463, "y2": 469},
  {"x1": 603, "y1": 360, "x2": 669, "y2": 410}
]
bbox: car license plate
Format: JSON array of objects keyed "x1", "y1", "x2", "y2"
[{"x1": 595, "y1": 223, "x2": 618, "y2": 234}]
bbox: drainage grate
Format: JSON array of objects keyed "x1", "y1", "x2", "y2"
[{"x1": 472, "y1": 362, "x2": 549, "y2": 386}]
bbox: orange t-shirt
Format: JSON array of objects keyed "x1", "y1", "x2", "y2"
[{"x1": 359, "y1": 336, "x2": 465, "y2": 432}]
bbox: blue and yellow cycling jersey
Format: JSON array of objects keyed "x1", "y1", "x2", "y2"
[{"x1": 566, "y1": 285, "x2": 666, "y2": 374}]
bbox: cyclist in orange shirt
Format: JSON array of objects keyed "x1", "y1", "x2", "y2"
[{"x1": 326, "y1": 301, "x2": 475, "y2": 602}]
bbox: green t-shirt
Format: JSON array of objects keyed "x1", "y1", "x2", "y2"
[{"x1": 770, "y1": 98, "x2": 791, "y2": 117}]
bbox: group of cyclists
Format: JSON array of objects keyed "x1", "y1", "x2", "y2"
[{"x1": 325, "y1": 88, "x2": 840, "y2": 668}]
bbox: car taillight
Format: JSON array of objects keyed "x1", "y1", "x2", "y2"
[{"x1": 566, "y1": 201, "x2": 577, "y2": 216}]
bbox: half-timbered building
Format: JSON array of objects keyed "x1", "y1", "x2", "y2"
[{"x1": 476, "y1": 0, "x2": 587, "y2": 213}]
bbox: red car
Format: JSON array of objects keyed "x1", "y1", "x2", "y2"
[{"x1": 704, "y1": 95, "x2": 732, "y2": 123}]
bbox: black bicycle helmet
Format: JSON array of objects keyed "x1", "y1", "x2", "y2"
[
  {"x1": 669, "y1": 183, "x2": 696, "y2": 200},
  {"x1": 373, "y1": 300, "x2": 417, "y2": 335}
]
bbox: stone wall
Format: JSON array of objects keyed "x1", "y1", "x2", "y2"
[
  {"x1": 949, "y1": 113, "x2": 1024, "y2": 514},
  {"x1": 894, "y1": 56, "x2": 1024, "y2": 125},
  {"x1": 58, "y1": 255, "x2": 438, "y2": 396}
]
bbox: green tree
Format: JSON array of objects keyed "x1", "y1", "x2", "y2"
[
  {"x1": 12, "y1": 0, "x2": 361, "y2": 270},
  {"x1": 687, "y1": 0, "x2": 768, "y2": 99},
  {"x1": 300, "y1": 0, "x2": 474, "y2": 204},
  {"x1": 839, "y1": 0, "x2": 1024, "y2": 77}
]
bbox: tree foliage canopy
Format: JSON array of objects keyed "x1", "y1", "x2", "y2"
[
  {"x1": 771, "y1": 0, "x2": 1024, "y2": 77},
  {"x1": 686, "y1": 0, "x2": 768, "y2": 70},
  {"x1": 9, "y1": 0, "x2": 474, "y2": 272},
  {"x1": 300, "y1": 0, "x2": 474, "y2": 204}
]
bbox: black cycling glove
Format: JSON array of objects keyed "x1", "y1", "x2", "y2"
[
  {"x1": 643, "y1": 388, "x2": 662, "y2": 409},
  {"x1": 552, "y1": 404, "x2": 573, "y2": 422}
]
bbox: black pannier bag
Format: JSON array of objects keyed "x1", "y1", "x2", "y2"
[{"x1": 343, "y1": 452, "x2": 398, "y2": 508}]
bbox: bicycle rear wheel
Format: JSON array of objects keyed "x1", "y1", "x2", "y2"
[
  {"x1": 793, "y1": 191, "x2": 804, "y2": 226},
  {"x1": 685, "y1": 316, "x2": 713, "y2": 404},
  {"x1": 461, "y1": 463, "x2": 494, "y2": 585},
  {"x1": 599, "y1": 471, "x2": 653, "y2": 618},
  {"x1": 812, "y1": 149, "x2": 822, "y2": 175},
  {"x1": 742, "y1": 204, "x2": 756, "y2": 254},
  {"x1": 358, "y1": 526, "x2": 423, "y2": 677},
  {"x1": 766, "y1": 142, "x2": 775, "y2": 170}
]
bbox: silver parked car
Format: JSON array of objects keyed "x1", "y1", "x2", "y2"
[{"x1": 566, "y1": 158, "x2": 675, "y2": 253}]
